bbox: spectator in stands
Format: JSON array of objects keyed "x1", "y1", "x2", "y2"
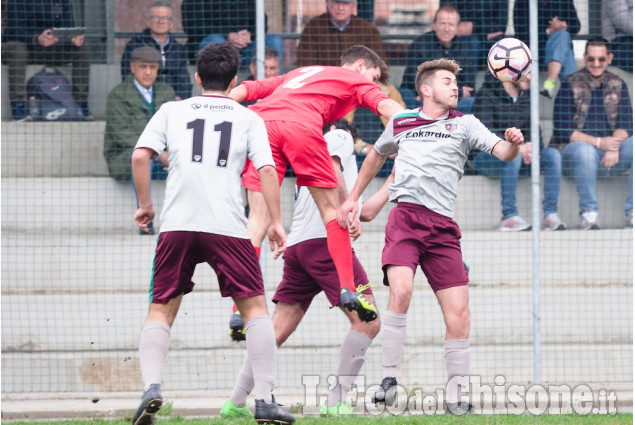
[
  {"x1": 514, "y1": 0, "x2": 580, "y2": 98},
  {"x1": 472, "y1": 72, "x2": 566, "y2": 231},
  {"x1": 296, "y1": 0, "x2": 386, "y2": 67},
  {"x1": 1, "y1": 0, "x2": 92, "y2": 121},
  {"x1": 401, "y1": 4, "x2": 478, "y2": 113},
  {"x1": 245, "y1": 47, "x2": 280, "y2": 81},
  {"x1": 181, "y1": 0, "x2": 283, "y2": 67},
  {"x1": 120, "y1": 1, "x2": 191, "y2": 101},
  {"x1": 452, "y1": 0, "x2": 508, "y2": 58},
  {"x1": 602, "y1": 0, "x2": 633, "y2": 72},
  {"x1": 553, "y1": 37, "x2": 633, "y2": 229},
  {"x1": 104, "y1": 46, "x2": 176, "y2": 235}
]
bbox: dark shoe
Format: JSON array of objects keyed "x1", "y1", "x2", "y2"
[
  {"x1": 229, "y1": 309, "x2": 246, "y2": 341},
  {"x1": 140, "y1": 222, "x2": 155, "y2": 235},
  {"x1": 79, "y1": 102, "x2": 94, "y2": 121},
  {"x1": 339, "y1": 287, "x2": 377, "y2": 322},
  {"x1": 12, "y1": 101, "x2": 31, "y2": 121},
  {"x1": 254, "y1": 396, "x2": 295, "y2": 424},
  {"x1": 132, "y1": 384, "x2": 162, "y2": 425},
  {"x1": 445, "y1": 401, "x2": 474, "y2": 415},
  {"x1": 371, "y1": 377, "x2": 398, "y2": 405}
]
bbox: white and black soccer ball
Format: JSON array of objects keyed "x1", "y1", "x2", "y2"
[{"x1": 487, "y1": 38, "x2": 532, "y2": 82}]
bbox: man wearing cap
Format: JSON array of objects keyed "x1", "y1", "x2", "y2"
[
  {"x1": 104, "y1": 46, "x2": 176, "y2": 233},
  {"x1": 296, "y1": 0, "x2": 386, "y2": 67}
]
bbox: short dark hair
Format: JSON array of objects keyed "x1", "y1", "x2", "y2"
[
  {"x1": 250, "y1": 47, "x2": 280, "y2": 66},
  {"x1": 414, "y1": 58, "x2": 462, "y2": 98},
  {"x1": 434, "y1": 3, "x2": 460, "y2": 22},
  {"x1": 340, "y1": 45, "x2": 389, "y2": 85},
  {"x1": 148, "y1": 1, "x2": 173, "y2": 14},
  {"x1": 322, "y1": 118, "x2": 359, "y2": 140},
  {"x1": 585, "y1": 36, "x2": 612, "y2": 54},
  {"x1": 197, "y1": 42, "x2": 241, "y2": 91}
]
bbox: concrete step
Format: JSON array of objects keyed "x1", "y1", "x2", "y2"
[
  {"x1": 2, "y1": 284, "x2": 631, "y2": 392},
  {"x1": 2, "y1": 175, "x2": 632, "y2": 233}
]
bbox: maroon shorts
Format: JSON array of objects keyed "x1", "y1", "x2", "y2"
[
  {"x1": 150, "y1": 231, "x2": 264, "y2": 304},
  {"x1": 382, "y1": 202, "x2": 468, "y2": 292},
  {"x1": 242, "y1": 120, "x2": 338, "y2": 191},
  {"x1": 273, "y1": 238, "x2": 372, "y2": 312}
]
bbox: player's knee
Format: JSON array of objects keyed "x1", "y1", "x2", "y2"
[
  {"x1": 353, "y1": 316, "x2": 381, "y2": 339},
  {"x1": 447, "y1": 308, "x2": 470, "y2": 337}
]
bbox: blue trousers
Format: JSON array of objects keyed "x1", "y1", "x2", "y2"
[
  {"x1": 474, "y1": 147, "x2": 562, "y2": 218},
  {"x1": 562, "y1": 138, "x2": 633, "y2": 215}
]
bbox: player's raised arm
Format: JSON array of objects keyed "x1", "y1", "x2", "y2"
[
  {"x1": 337, "y1": 147, "x2": 387, "y2": 227},
  {"x1": 131, "y1": 147, "x2": 155, "y2": 232},
  {"x1": 377, "y1": 98, "x2": 405, "y2": 122},
  {"x1": 492, "y1": 127, "x2": 524, "y2": 161},
  {"x1": 258, "y1": 165, "x2": 286, "y2": 259}
]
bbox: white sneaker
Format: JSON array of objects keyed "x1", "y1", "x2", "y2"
[
  {"x1": 626, "y1": 212, "x2": 633, "y2": 228},
  {"x1": 499, "y1": 215, "x2": 532, "y2": 231},
  {"x1": 544, "y1": 213, "x2": 566, "y2": 230},
  {"x1": 580, "y1": 211, "x2": 600, "y2": 230}
]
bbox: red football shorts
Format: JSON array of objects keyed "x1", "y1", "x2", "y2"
[{"x1": 242, "y1": 120, "x2": 338, "y2": 191}]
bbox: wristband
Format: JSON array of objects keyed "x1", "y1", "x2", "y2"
[{"x1": 596, "y1": 137, "x2": 602, "y2": 149}]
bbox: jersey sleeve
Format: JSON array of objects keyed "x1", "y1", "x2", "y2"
[
  {"x1": 373, "y1": 118, "x2": 399, "y2": 156},
  {"x1": 246, "y1": 112, "x2": 275, "y2": 170},
  {"x1": 464, "y1": 115, "x2": 502, "y2": 154},
  {"x1": 355, "y1": 81, "x2": 391, "y2": 115},
  {"x1": 241, "y1": 75, "x2": 286, "y2": 102},
  {"x1": 135, "y1": 103, "x2": 169, "y2": 157},
  {"x1": 325, "y1": 129, "x2": 354, "y2": 161}
]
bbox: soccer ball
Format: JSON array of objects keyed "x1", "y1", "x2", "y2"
[{"x1": 487, "y1": 38, "x2": 532, "y2": 82}]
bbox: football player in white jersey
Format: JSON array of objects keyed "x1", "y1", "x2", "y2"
[
  {"x1": 130, "y1": 42, "x2": 293, "y2": 425},
  {"x1": 221, "y1": 119, "x2": 395, "y2": 418},
  {"x1": 337, "y1": 59, "x2": 524, "y2": 414}
]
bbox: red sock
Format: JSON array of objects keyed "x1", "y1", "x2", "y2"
[
  {"x1": 233, "y1": 245, "x2": 261, "y2": 314},
  {"x1": 326, "y1": 219, "x2": 355, "y2": 291}
]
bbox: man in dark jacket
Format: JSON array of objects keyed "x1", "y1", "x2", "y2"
[
  {"x1": 1, "y1": 0, "x2": 91, "y2": 120},
  {"x1": 471, "y1": 72, "x2": 565, "y2": 231},
  {"x1": 120, "y1": 1, "x2": 191, "y2": 100},
  {"x1": 401, "y1": 4, "x2": 478, "y2": 113},
  {"x1": 105, "y1": 46, "x2": 175, "y2": 235}
]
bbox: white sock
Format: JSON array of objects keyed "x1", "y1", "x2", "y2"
[
  {"x1": 382, "y1": 311, "x2": 407, "y2": 378},
  {"x1": 230, "y1": 356, "x2": 254, "y2": 407},
  {"x1": 245, "y1": 315, "x2": 276, "y2": 404},
  {"x1": 327, "y1": 329, "x2": 372, "y2": 407},
  {"x1": 444, "y1": 339, "x2": 470, "y2": 404},
  {"x1": 138, "y1": 322, "x2": 171, "y2": 391}
]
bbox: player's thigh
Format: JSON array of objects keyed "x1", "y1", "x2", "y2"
[
  {"x1": 198, "y1": 233, "x2": 265, "y2": 300},
  {"x1": 151, "y1": 231, "x2": 200, "y2": 304},
  {"x1": 234, "y1": 295, "x2": 268, "y2": 323},
  {"x1": 273, "y1": 243, "x2": 324, "y2": 312},
  {"x1": 281, "y1": 122, "x2": 338, "y2": 188},
  {"x1": 385, "y1": 265, "x2": 415, "y2": 313}
]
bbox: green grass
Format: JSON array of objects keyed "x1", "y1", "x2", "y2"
[{"x1": 6, "y1": 414, "x2": 633, "y2": 425}]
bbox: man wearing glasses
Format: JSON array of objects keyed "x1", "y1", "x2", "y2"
[
  {"x1": 552, "y1": 36, "x2": 633, "y2": 230},
  {"x1": 121, "y1": 1, "x2": 192, "y2": 100}
]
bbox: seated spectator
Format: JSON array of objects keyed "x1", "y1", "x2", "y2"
[
  {"x1": 245, "y1": 47, "x2": 281, "y2": 81},
  {"x1": 1, "y1": 0, "x2": 91, "y2": 120},
  {"x1": 452, "y1": 0, "x2": 508, "y2": 58},
  {"x1": 120, "y1": 1, "x2": 191, "y2": 100},
  {"x1": 514, "y1": 0, "x2": 580, "y2": 98},
  {"x1": 401, "y1": 4, "x2": 478, "y2": 113},
  {"x1": 602, "y1": 0, "x2": 633, "y2": 72},
  {"x1": 553, "y1": 37, "x2": 633, "y2": 229},
  {"x1": 296, "y1": 0, "x2": 386, "y2": 67},
  {"x1": 181, "y1": 0, "x2": 283, "y2": 67},
  {"x1": 471, "y1": 72, "x2": 565, "y2": 231},
  {"x1": 104, "y1": 46, "x2": 176, "y2": 235}
]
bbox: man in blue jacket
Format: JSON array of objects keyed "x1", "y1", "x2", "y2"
[
  {"x1": 1, "y1": 0, "x2": 91, "y2": 120},
  {"x1": 120, "y1": 1, "x2": 192, "y2": 100}
]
